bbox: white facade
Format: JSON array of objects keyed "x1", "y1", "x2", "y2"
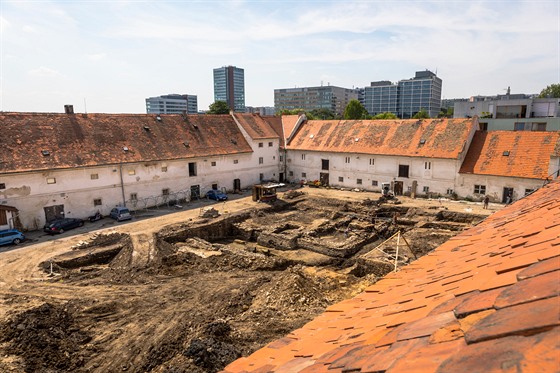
[
  {"x1": 455, "y1": 174, "x2": 547, "y2": 203},
  {"x1": 0, "y1": 153, "x2": 264, "y2": 230},
  {"x1": 287, "y1": 150, "x2": 460, "y2": 196}
]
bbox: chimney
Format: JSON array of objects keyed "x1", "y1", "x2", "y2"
[{"x1": 64, "y1": 105, "x2": 74, "y2": 114}]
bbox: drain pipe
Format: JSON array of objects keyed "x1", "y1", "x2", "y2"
[{"x1": 119, "y1": 163, "x2": 126, "y2": 206}]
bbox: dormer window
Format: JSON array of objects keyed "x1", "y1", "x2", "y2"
[{"x1": 41, "y1": 150, "x2": 50, "y2": 156}]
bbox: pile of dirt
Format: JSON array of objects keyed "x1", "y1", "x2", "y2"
[{"x1": 0, "y1": 302, "x2": 91, "y2": 372}]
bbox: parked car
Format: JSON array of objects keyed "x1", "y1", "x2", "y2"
[
  {"x1": 43, "y1": 218, "x2": 84, "y2": 235},
  {"x1": 0, "y1": 229, "x2": 25, "y2": 246},
  {"x1": 110, "y1": 206, "x2": 132, "y2": 221},
  {"x1": 206, "y1": 189, "x2": 228, "y2": 201}
]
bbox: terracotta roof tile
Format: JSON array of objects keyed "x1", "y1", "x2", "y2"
[
  {"x1": 459, "y1": 130, "x2": 560, "y2": 179},
  {"x1": 222, "y1": 181, "x2": 560, "y2": 372},
  {"x1": 438, "y1": 331, "x2": 559, "y2": 373},
  {"x1": 233, "y1": 113, "x2": 280, "y2": 140},
  {"x1": 0, "y1": 112, "x2": 253, "y2": 173},
  {"x1": 286, "y1": 118, "x2": 477, "y2": 159}
]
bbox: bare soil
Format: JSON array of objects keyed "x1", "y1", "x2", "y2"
[{"x1": 0, "y1": 187, "x2": 496, "y2": 373}]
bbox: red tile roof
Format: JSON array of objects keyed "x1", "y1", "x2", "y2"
[
  {"x1": 223, "y1": 181, "x2": 560, "y2": 373},
  {"x1": 281, "y1": 115, "x2": 301, "y2": 143},
  {"x1": 0, "y1": 112, "x2": 253, "y2": 173},
  {"x1": 459, "y1": 131, "x2": 560, "y2": 179},
  {"x1": 286, "y1": 118, "x2": 477, "y2": 159},
  {"x1": 233, "y1": 113, "x2": 280, "y2": 140},
  {"x1": 263, "y1": 116, "x2": 285, "y2": 148}
]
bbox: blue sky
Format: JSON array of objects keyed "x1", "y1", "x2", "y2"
[{"x1": 1, "y1": 0, "x2": 559, "y2": 113}]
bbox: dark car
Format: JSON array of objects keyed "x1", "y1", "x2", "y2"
[
  {"x1": 0, "y1": 229, "x2": 25, "y2": 246},
  {"x1": 206, "y1": 189, "x2": 228, "y2": 201},
  {"x1": 43, "y1": 218, "x2": 84, "y2": 235}
]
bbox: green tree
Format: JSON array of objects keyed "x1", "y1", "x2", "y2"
[
  {"x1": 538, "y1": 84, "x2": 560, "y2": 98},
  {"x1": 343, "y1": 99, "x2": 368, "y2": 120},
  {"x1": 373, "y1": 112, "x2": 398, "y2": 120},
  {"x1": 208, "y1": 101, "x2": 230, "y2": 114},
  {"x1": 309, "y1": 108, "x2": 335, "y2": 120},
  {"x1": 412, "y1": 109, "x2": 430, "y2": 119}
]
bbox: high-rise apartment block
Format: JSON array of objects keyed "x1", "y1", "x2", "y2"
[
  {"x1": 274, "y1": 85, "x2": 359, "y2": 116},
  {"x1": 145, "y1": 94, "x2": 198, "y2": 114},
  {"x1": 363, "y1": 70, "x2": 442, "y2": 118},
  {"x1": 213, "y1": 66, "x2": 245, "y2": 112}
]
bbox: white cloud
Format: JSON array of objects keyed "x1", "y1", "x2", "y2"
[
  {"x1": 28, "y1": 66, "x2": 63, "y2": 78},
  {"x1": 87, "y1": 53, "x2": 107, "y2": 61}
]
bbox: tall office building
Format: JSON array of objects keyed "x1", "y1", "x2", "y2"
[
  {"x1": 274, "y1": 85, "x2": 359, "y2": 116},
  {"x1": 145, "y1": 94, "x2": 198, "y2": 114},
  {"x1": 398, "y1": 70, "x2": 442, "y2": 118},
  {"x1": 213, "y1": 66, "x2": 245, "y2": 112},
  {"x1": 363, "y1": 71, "x2": 442, "y2": 118}
]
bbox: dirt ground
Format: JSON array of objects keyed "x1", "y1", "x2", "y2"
[{"x1": 0, "y1": 187, "x2": 498, "y2": 373}]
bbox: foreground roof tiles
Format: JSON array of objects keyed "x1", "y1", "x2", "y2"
[
  {"x1": 286, "y1": 118, "x2": 477, "y2": 159},
  {"x1": 223, "y1": 181, "x2": 560, "y2": 373},
  {"x1": 459, "y1": 130, "x2": 560, "y2": 179},
  {"x1": 0, "y1": 112, "x2": 252, "y2": 173}
]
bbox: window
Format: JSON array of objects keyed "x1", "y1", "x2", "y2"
[
  {"x1": 339, "y1": 177, "x2": 344, "y2": 182},
  {"x1": 212, "y1": 183, "x2": 218, "y2": 190},
  {"x1": 525, "y1": 188, "x2": 535, "y2": 196},
  {"x1": 345, "y1": 157, "x2": 350, "y2": 164},
  {"x1": 423, "y1": 186, "x2": 429, "y2": 193},
  {"x1": 372, "y1": 180, "x2": 378, "y2": 186},
  {"x1": 446, "y1": 188, "x2": 454, "y2": 195},
  {"x1": 233, "y1": 159, "x2": 239, "y2": 164},
  {"x1": 357, "y1": 179, "x2": 362, "y2": 185},
  {"x1": 188, "y1": 162, "x2": 197, "y2": 176},
  {"x1": 211, "y1": 161, "x2": 216, "y2": 167},
  {"x1": 279, "y1": 155, "x2": 283, "y2": 162},
  {"x1": 289, "y1": 171, "x2": 294, "y2": 177},
  {"x1": 321, "y1": 159, "x2": 329, "y2": 170},
  {"x1": 128, "y1": 170, "x2": 136, "y2": 175},
  {"x1": 0, "y1": 183, "x2": 5, "y2": 189},
  {"x1": 301, "y1": 154, "x2": 306, "y2": 160},
  {"x1": 474, "y1": 185, "x2": 486, "y2": 194},
  {"x1": 268, "y1": 142, "x2": 273, "y2": 147},
  {"x1": 47, "y1": 177, "x2": 56, "y2": 184},
  {"x1": 162, "y1": 189, "x2": 170, "y2": 196},
  {"x1": 93, "y1": 198, "x2": 102, "y2": 206},
  {"x1": 369, "y1": 158, "x2": 375, "y2": 166},
  {"x1": 91, "y1": 173, "x2": 99, "y2": 180},
  {"x1": 302, "y1": 172, "x2": 307, "y2": 178},
  {"x1": 258, "y1": 142, "x2": 263, "y2": 148},
  {"x1": 130, "y1": 193, "x2": 138, "y2": 201},
  {"x1": 259, "y1": 173, "x2": 264, "y2": 181},
  {"x1": 259, "y1": 157, "x2": 264, "y2": 164},
  {"x1": 398, "y1": 165, "x2": 409, "y2": 178},
  {"x1": 425, "y1": 162, "x2": 431, "y2": 170},
  {"x1": 514, "y1": 122, "x2": 525, "y2": 131},
  {"x1": 161, "y1": 166, "x2": 168, "y2": 172}
]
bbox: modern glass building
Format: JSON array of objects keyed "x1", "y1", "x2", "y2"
[
  {"x1": 213, "y1": 66, "x2": 245, "y2": 112},
  {"x1": 274, "y1": 85, "x2": 359, "y2": 116},
  {"x1": 398, "y1": 71, "x2": 442, "y2": 118},
  {"x1": 363, "y1": 71, "x2": 442, "y2": 118},
  {"x1": 145, "y1": 94, "x2": 198, "y2": 114}
]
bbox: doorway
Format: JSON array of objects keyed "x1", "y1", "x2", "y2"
[
  {"x1": 319, "y1": 172, "x2": 329, "y2": 186},
  {"x1": 190, "y1": 185, "x2": 200, "y2": 200},
  {"x1": 393, "y1": 181, "x2": 404, "y2": 196},
  {"x1": 44, "y1": 204, "x2": 64, "y2": 222},
  {"x1": 233, "y1": 179, "x2": 241, "y2": 192},
  {"x1": 502, "y1": 187, "x2": 514, "y2": 203}
]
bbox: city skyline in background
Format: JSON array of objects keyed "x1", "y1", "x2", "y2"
[{"x1": 1, "y1": 1, "x2": 559, "y2": 114}]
